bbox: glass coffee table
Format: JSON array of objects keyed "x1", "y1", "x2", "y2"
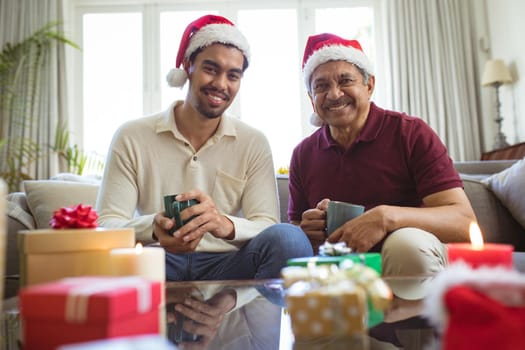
[
  {"x1": 3, "y1": 252, "x2": 525, "y2": 350},
  {"x1": 164, "y1": 277, "x2": 439, "y2": 350},
  {"x1": 0, "y1": 277, "x2": 436, "y2": 350}
]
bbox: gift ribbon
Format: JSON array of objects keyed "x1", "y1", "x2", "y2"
[{"x1": 63, "y1": 277, "x2": 151, "y2": 323}]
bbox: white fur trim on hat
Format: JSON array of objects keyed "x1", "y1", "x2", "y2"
[
  {"x1": 303, "y1": 44, "x2": 373, "y2": 90},
  {"x1": 422, "y1": 262, "x2": 525, "y2": 333},
  {"x1": 184, "y1": 23, "x2": 250, "y2": 64},
  {"x1": 166, "y1": 68, "x2": 188, "y2": 88}
]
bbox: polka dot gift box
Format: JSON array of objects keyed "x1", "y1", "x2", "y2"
[
  {"x1": 286, "y1": 284, "x2": 367, "y2": 338},
  {"x1": 282, "y1": 263, "x2": 392, "y2": 340}
]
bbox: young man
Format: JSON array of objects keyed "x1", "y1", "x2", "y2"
[
  {"x1": 96, "y1": 15, "x2": 312, "y2": 281},
  {"x1": 289, "y1": 33, "x2": 477, "y2": 299}
]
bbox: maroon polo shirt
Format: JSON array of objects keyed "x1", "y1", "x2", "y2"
[{"x1": 288, "y1": 102, "x2": 462, "y2": 223}]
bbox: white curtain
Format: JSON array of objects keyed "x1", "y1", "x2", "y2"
[
  {"x1": 0, "y1": 0, "x2": 68, "y2": 189},
  {"x1": 383, "y1": 0, "x2": 484, "y2": 161}
]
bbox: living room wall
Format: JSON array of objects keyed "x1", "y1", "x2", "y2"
[{"x1": 483, "y1": 0, "x2": 525, "y2": 150}]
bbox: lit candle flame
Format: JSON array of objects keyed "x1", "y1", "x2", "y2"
[
  {"x1": 135, "y1": 242, "x2": 143, "y2": 254},
  {"x1": 469, "y1": 222, "x2": 484, "y2": 250}
]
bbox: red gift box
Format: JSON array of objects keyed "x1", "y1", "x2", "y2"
[{"x1": 19, "y1": 276, "x2": 162, "y2": 350}]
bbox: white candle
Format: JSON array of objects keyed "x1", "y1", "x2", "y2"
[
  {"x1": 110, "y1": 243, "x2": 167, "y2": 337},
  {"x1": 0, "y1": 179, "x2": 6, "y2": 302},
  {"x1": 110, "y1": 243, "x2": 165, "y2": 283}
]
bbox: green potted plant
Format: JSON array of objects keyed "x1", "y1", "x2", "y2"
[{"x1": 0, "y1": 21, "x2": 92, "y2": 192}]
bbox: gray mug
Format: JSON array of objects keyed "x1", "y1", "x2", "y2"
[{"x1": 326, "y1": 201, "x2": 365, "y2": 235}]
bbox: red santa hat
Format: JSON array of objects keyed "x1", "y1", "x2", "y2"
[
  {"x1": 302, "y1": 33, "x2": 373, "y2": 127},
  {"x1": 166, "y1": 14, "x2": 251, "y2": 88},
  {"x1": 302, "y1": 33, "x2": 373, "y2": 91}
]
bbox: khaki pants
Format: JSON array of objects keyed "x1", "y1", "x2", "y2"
[{"x1": 381, "y1": 227, "x2": 447, "y2": 300}]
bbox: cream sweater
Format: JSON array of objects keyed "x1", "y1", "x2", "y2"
[{"x1": 96, "y1": 101, "x2": 279, "y2": 251}]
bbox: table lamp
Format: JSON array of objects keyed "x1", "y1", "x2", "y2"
[{"x1": 482, "y1": 59, "x2": 513, "y2": 150}]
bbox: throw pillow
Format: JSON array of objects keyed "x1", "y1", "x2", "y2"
[
  {"x1": 23, "y1": 180, "x2": 100, "y2": 229},
  {"x1": 7, "y1": 199, "x2": 36, "y2": 230},
  {"x1": 481, "y1": 157, "x2": 525, "y2": 228},
  {"x1": 50, "y1": 172, "x2": 102, "y2": 184}
]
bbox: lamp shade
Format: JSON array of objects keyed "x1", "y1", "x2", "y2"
[{"x1": 482, "y1": 59, "x2": 512, "y2": 86}]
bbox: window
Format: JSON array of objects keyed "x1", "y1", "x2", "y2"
[
  {"x1": 69, "y1": 0, "x2": 378, "y2": 173},
  {"x1": 237, "y1": 9, "x2": 301, "y2": 169},
  {"x1": 82, "y1": 12, "x2": 143, "y2": 156}
]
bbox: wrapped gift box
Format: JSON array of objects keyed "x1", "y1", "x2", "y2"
[
  {"x1": 18, "y1": 228, "x2": 135, "y2": 286},
  {"x1": 286, "y1": 287, "x2": 367, "y2": 339},
  {"x1": 282, "y1": 263, "x2": 393, "y2": 336},
  {"x1": 287, "y1": 253, "x2": 382, "y2": 274},
  {"x1": 19, "y1": 276, "x2": 162, "y2": 350}
]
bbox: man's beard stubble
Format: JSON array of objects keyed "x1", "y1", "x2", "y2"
[{"x1": 196, "y1": 86, "x2": 231, "y2": 119}]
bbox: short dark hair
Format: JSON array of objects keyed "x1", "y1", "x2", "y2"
[{"x1": 189, "y1": 44, "x2": 249, "y2": 72}]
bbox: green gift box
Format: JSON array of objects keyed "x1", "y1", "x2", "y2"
[{"x1": 287, "y1": 253, "x2": 382, "y2": 274}]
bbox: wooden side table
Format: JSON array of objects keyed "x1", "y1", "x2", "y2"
[{"x1": 481, "y1": 141, "x2": 525, "y2": 160}]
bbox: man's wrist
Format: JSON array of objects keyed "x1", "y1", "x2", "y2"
[{"x1": 220, "y1": 215, "x2": 235, "y2": 240}]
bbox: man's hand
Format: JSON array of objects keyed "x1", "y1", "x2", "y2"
[
  {"x1": 167, "y1": 289, "x2": 237, "y2": 349},
  {"x1": 293, "y1": 198, "x2": 330, "y2": 253},
  {"x1": 173, "y1": 190, "x2": 235, "y2": 240},
  {"x1": 327, "y1": 205, "x2": 388, "y2": 252},
  {"x1": 153, "y1": 212, "x2": 202, "y2": 253},
  {"x1": 153, "y1": 189, "x2": 234, "y2": 254}
]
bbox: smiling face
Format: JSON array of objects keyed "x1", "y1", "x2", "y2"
[
  {"x1": 309, "y1": 60, "x2": 375, "y2": 129},
  {"x1": 185, "y1": 43, "x2": 245, "y2": 119}
]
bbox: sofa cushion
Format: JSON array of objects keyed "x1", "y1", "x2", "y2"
[
  {"x1": 454, "y1": 160, "x2": 518, "y2": 176},
  {"x1": 482, "y1": 157, "x2": 525, "y2": 228},
  {"x1": 23, "y1": 180, "x2": 100, "y2": 229},
  {"x1": 277, "y1": 175, "x2": 290, "y2": 223},
  {"x1": 7, "y1": 192, "x2": 35, "y2": 230},
  {"x1": 462, "y1": 178, "x2": 525, "y2": 249}
]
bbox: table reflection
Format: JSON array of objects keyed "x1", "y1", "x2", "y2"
[
  {"x1": 164, "y1": 279, "x2": 440, "y2": 350},
  {"x1": 165, "y1": 280, "x2": 282, "y2": 350}
]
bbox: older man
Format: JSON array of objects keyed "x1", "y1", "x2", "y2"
[{"x1": 289, "y1": 33, "x2": 476, "y2": 299}]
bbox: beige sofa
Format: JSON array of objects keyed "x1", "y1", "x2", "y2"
[{"x1": 5, "y1": 160, "x2": 525, "y2": 298}]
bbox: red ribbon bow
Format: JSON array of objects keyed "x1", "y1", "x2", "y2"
[{"x1": 50, "y1": 204, "x2": 98, "y2": 229}]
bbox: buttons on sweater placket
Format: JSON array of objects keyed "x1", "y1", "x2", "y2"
[{"x1": 183, "y1": 142, "x2": 199, "y2": 166}]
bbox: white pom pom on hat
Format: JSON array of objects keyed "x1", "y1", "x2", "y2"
[
  {"x1": 310, "y1": 112, "x2": 323, "y2": 127},
  {"x1": 166, "y1": 14, "x2": 251, "y2": 88},
  {"x1": 166, "y1": 68, "x2": 190, "y2": 88}
]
